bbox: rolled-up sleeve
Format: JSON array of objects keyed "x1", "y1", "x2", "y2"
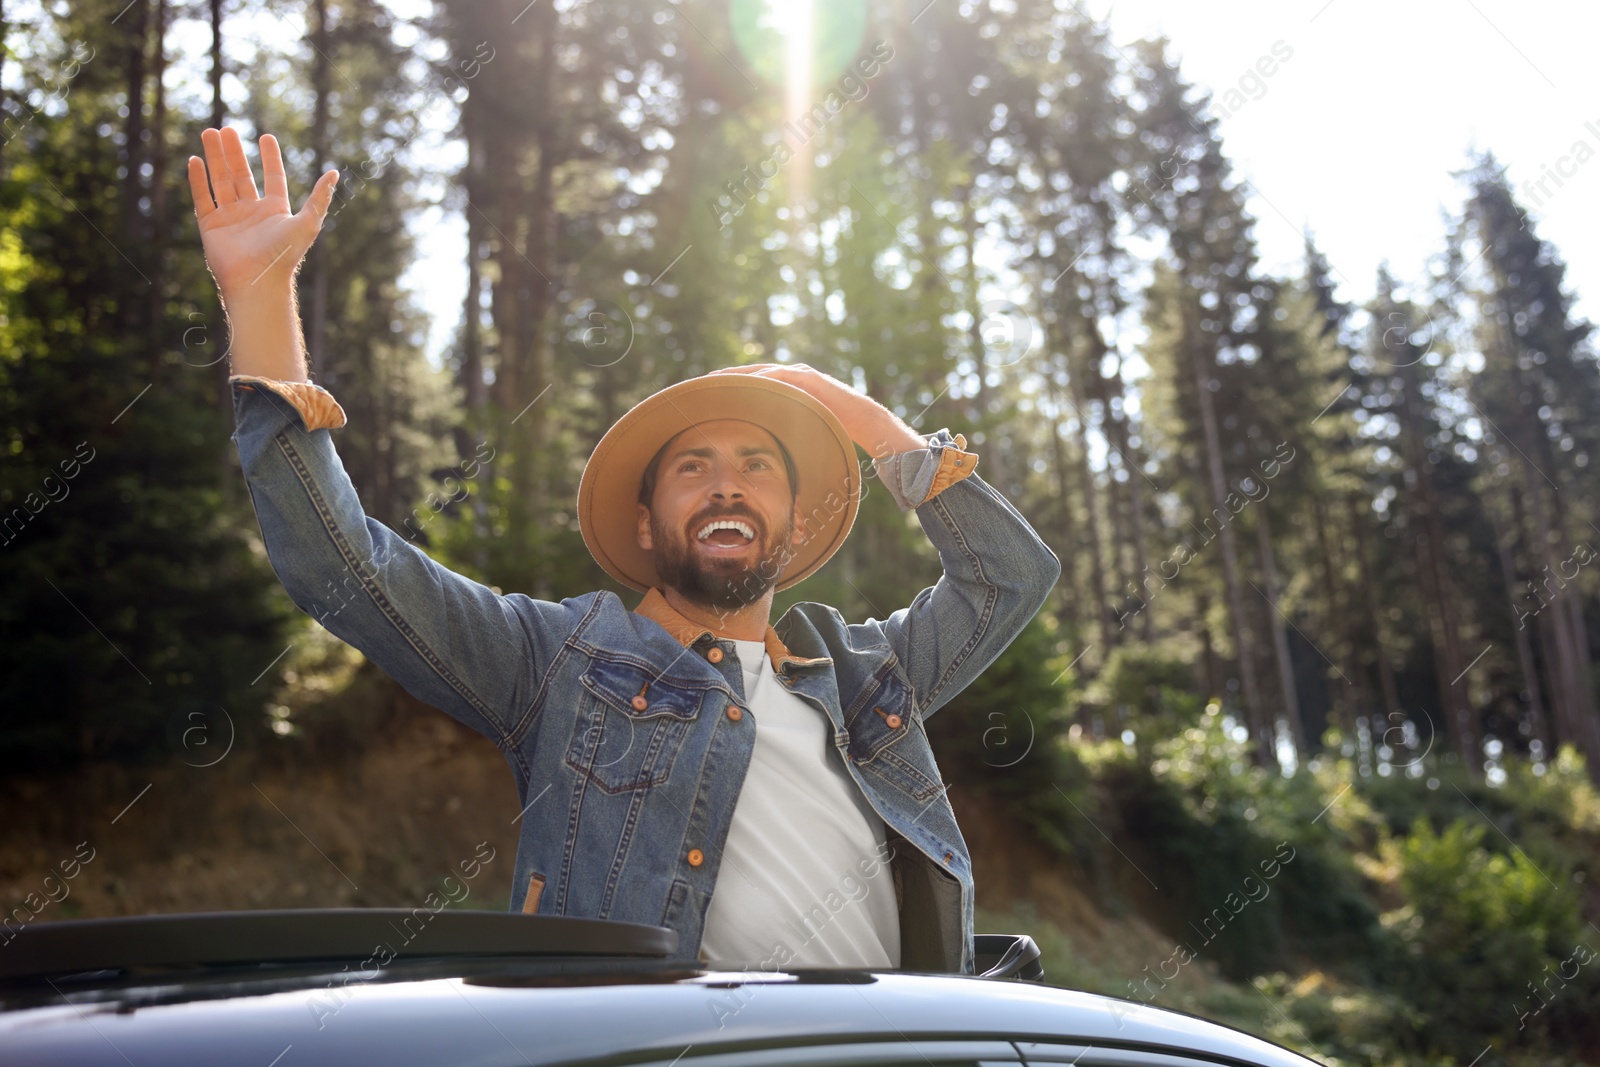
[
  {"x1": 871, "y1": 430, "x2": 980, "y2": 512},
  {"x1": 229, "y1": 374, "x2": 348, "y2": 432}
]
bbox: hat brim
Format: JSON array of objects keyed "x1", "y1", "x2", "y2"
[{"x1": 577, "y1": 374, "x2": 861, "y2": 594}]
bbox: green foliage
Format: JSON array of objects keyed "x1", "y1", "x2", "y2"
[
  {"x1": 1349, "y1": 745, "x2": 1599, "y2": 899},
  {"x1": 1088, "y1": 715, "x2": 1383, "y2": 980},
  {"x1": 0, "y1": 94, "x2": 298, "y2": 769},
  {"x1": 1041, "y1": 726, "x2": 1600, "y2": 1063},
  {"x1": 1383, "y1": 816, "x2": 1600, "y2": 1057},
  {"x1": 1075, "y1": 644, "x2": 1205, "y2": 741},
  {"x1": 1247, "y1": 971, "x2": 1424, "y2": 1067},
  {"x1": 1501, "y1": 745, "x2": 1600, "y2": 835},
  {"x1": 924, "y1": 613, "x2": 1102, "y2": 864}
]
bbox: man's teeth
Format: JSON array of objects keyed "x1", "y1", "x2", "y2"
[{"x1": 696, "y1": 519, "x2": 755, "y2": 541}]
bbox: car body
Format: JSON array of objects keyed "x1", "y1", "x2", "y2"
[{"x1": 0, "y1": 910, "x2": 1322, "y2": 1067}]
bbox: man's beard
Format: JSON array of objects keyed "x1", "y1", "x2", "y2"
[{"x1": 651, "y1": 504, "x2": 796, "y2": 614}]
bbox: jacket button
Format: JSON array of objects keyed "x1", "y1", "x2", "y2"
[
  {"x1": 726, "y1": 704, "x2": 742, "y2": 721},
  {"x1": 954, "y1": 458, "x2": 964, "y2": 467},
  {"x1": 943, "y1": 851, "x2": 953, "y2": 864},
  {"x1": 630, "y1": 695, "x2": 648, "y2": 711},
  {"x1": 687, "y1": 848, "x2": 704, "y2": 866},
  {"x1": 885, "y1": 713, "x2": 902, "y2": 729},
  {"x1": 706, "y1": 647, "x2": 724, "y2": 664}
]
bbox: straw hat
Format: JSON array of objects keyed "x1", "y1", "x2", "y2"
[{"x1": 577, "y1": 373, "x2": 861, "y2": 593}]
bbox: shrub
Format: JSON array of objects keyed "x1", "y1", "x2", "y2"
[
  {"x1": 1074, "y1": 644, "x2": 1205, "y2": 743},
  {"x1": 1385, "y1": 816, "x2": 1600, "y2": 1058}
]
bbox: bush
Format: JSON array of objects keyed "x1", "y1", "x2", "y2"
[
  {"x1": 925, "y1": 613, "x2": 1102, "y2": 863},
  {"x1": 1384, "y1": 816, "x2": 1600, "y2": 1058},
  {"x1": 1074, "y1": 644, "x2": 1204, "y2": 742},
  {"x1": 1073, "y1": 705, "x2": 1386, "y2": 980}
]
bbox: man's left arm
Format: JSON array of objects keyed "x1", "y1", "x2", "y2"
[
  {"x1": 856, "y1": 427, "x2": 1061, "y2": 719},
  {"x1": 704, "y1": 363, "x2": 1062, "y2": 719}
]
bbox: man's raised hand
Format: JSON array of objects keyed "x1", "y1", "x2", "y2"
[
  {"x1": 186, "y1": 126, "x2": 339, "y2": 299},
  {"x1": 705, "y1": 363, "x2": 925, "y2": 456}
]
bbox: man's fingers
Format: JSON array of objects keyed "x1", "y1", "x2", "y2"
[
  {"x1": 199, "y1": 128, "x2": 235, "y2": 206},
  {"x1": 297, "y1": 169, "x2": 339, "y2": 229},
  {"x1": 707, "y1": 363, "x2": 787, "y2": 375},
  {"x1": 186, "y1": 156, "x2": 216, "y2": 222},
  {"x1": 261, "y1": 134, "x2": 290, "y2": 203},
  {"x1": 720, "y1": 362, "x2": 812, "y2": 374},
  {"x1": 220, "y1": 126, "x2": 259, "y2": 202}
]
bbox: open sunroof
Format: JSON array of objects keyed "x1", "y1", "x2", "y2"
[{"x1": 0, "y1": 909, "x2": 679, "y2": 982}]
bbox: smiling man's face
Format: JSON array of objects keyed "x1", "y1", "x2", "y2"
[{"x1": 636, "y1": 419, "x2": 805, "y2": 612}]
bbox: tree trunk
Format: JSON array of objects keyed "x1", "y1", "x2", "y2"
[
  {"x1": 208, "y1": 0, "x2": 227, "y2": 419},
  {"x1": 1488, "y1": 495, "x2": 1551, "y2": 756},
  {"x1": 1117, "y1": 408, "x2": 1154, "y2": 642},
  {"x1": 960, "y1": 181, "x2": 1004, "y2": 494},
  {"x1": 1060, "y1": 350, "x2": 1114, "y2": 653},
  {"x1": 0, "y1": 0, "x2": 9, "y2": 176},
  {"x1": 305, "y1": 0, "x2": 331, "y2": 382},
  {"x1": 1561, "y1": 589, "x2": 1600, "y2": 768},
  {"x1": 1312, "y1": 494, "x2": 1361, "y2": 740},
  {"x1": 1181, "y1": 293, "x2": 1271, "y2": 766},
  {"x1": 1044, "y1": 374, "x2": 1084, "y2": 644},
  {"x1": 455, "y1": 98, "x2": 492, "y2": 573},
  {"x1": 493, "y1": 0, "x2": 559, "y2": 600},
  {"x1": 207, "y1": 0, "x2": 235, "y2": 493},
  {"x1": 1077, "y1": 316, "x2": 1130, "y2": 605},
  {"x1": 1093, "y1": 329, "x2": 1152, "y2": 641},
  {"x1": 1542, "y1": 461, "x2": 1600, "y2": 776},
  {"x1": 1345, "y1": 493, "x2": 1403, "y2": 726},
  {"x1": 120, "y1": 0, "x2": 149, "y2": 336},
  {"x1": 209, "y1": 0, "x2": 223, "y2": 129},
  {"x1": 144, "y1": 0, "x2": 168, "y2": 364},
  {"x1": 1393, "y1": 348, "x2": 1476, "y2": 773},
  {"x1": 1196, "y1": 590, "x2": 1222, "y2": 701},
  {"x1": 1523, "y1": 470, "x2": 1600, "y2": 778},
  {"x1": 456, "y1": 102, "x2": 485, "y2": 425},
  {"x1": 1255, "y1": 505, "x2": 1306, "y2": 755},
  {"x1": 1411, "y1": 484, "x2": 1476, "y2": 771}
]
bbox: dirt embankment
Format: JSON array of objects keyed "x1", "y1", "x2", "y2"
[
  {"x1": 0, "y1": 673, "x2": 523, "y2": 922},
  {"x1": 1, "y1": 665, "x2": 1204, "y2": 995}
]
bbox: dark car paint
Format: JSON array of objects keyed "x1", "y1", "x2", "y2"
[{"x1": 1, "y1": 954, "x2": 1322, "y2": 1067}]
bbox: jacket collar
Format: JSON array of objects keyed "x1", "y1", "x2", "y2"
[{"x1": 632, "y1": 586, "x2": 829, "y2": 674}]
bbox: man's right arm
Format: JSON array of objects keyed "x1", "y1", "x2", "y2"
[
  {"x1": 191, "y1": 126, "x2": 567, "y2": 746},
  {"x1": 231, "y1": 372, "x2": 568, "y2": 748}
]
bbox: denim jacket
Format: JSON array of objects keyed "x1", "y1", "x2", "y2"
[{"x1": 229, "y1": 376, "x2": 1060, "y2": 975}]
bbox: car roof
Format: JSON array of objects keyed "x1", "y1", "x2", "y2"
[{"x1": 0, "y1": 911, "x2": 1321, "y2": 1067}]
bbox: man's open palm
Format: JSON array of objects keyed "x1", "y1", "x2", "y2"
[{"x1": 187, "y1": 126, "x2": 339, "y2": 298}]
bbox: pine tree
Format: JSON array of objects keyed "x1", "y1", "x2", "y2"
[
  {"x1": 0, "y1": 0, "x2": 297, "y2": 768},
  {"x1": 1450, "y1": 152, "x2": 1600, "y2": 780}
]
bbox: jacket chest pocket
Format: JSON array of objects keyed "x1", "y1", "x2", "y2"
[
  {"x1": 846, "y1": 667, "x2": 943, "y2": 802},
  {"x1": 565, "y1": 656, "x2": 710, "y2": 794}
]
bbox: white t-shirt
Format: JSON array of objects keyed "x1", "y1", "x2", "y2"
[{"x1": 697, "y1": 638, "x2": 902, "y2": 970}]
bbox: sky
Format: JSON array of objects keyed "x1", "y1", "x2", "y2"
[
  {"x1": 384, "y1": 0, "x2": 1600, "y2": 368},
  {"x1": 1079, "y1": 0, "x2": 1600, "y2": 326}
]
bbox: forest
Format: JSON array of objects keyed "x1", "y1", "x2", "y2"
[{"x1": 3, "y1": 0, "x2": 1600, "y2": 1063}]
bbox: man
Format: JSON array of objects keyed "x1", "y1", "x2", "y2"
[{"x1": 188, "y1": 126, "x2": 1059, "y2": 975}]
